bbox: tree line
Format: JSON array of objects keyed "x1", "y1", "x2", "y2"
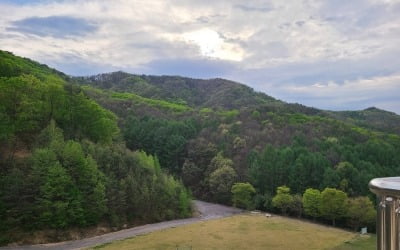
[{"x1": 231, "y1": 183, "x2": 375, "y2": 231}]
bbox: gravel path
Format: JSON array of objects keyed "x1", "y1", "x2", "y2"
[{"x1": 1, "y1": 200, "x2": 242, "y2": 250}]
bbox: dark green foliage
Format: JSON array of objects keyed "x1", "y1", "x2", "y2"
[
  {"x1": 0, "y1": 51, "x2": 192, "y2": 243},
  {"x1": 290, "y1": 194, "x2": 303, "y2": 218},
  {"x1": 124, "y1": 115, "x2": 197, "y2": 174},
  {"x1": 2, "y1": 49, "x2": 400, "y2": 238},
  {"x1": 74, "y1": 68, "x2": 400, "y2": 214}
]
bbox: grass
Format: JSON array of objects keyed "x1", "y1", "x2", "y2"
[
  {"x1": 90, "y1": 214, "x2": 375, "y2": 250},
  {"x1": 332, "y1": 234, "x2": 376, "y2": 250}
]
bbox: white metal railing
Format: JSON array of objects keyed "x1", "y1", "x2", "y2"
[{"x1": 369, "y1": 177, "x2": 400, "y2": 250}]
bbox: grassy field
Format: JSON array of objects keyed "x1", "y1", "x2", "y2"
[
  {"x1": 90, "y1": 214, "x2": 376, "y2": 250},
  {"x1": 332, "y1": 234, "x2": 376, "y2": 250}
]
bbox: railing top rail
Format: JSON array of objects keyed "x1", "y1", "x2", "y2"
[{"x1": 369, "y1": 177, "x2": 400, "y2": 197}]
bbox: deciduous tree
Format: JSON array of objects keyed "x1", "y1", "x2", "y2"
[
  {"x1": 320, "y1": 188, "x2": 348, "y2": 226},
  {"x1": 272, "y1": 186, "x2": 294, "y2": 215}
]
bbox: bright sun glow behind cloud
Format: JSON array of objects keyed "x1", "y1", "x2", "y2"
[
  {"x1": 1, "y1": 0, "x2": 400, "y2": 113},
  {"x1": 183, "y1": 29, "x2": 243, "y2": 61}
]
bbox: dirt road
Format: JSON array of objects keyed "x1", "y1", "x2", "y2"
[{"x1": 1, "y1": 200, "x2": 242, "y2": 250}]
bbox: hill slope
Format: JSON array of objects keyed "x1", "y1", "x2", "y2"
[
  {"x1": 1, "y1": 51, "x2": 399, "y2": 244},
  {"x1": 74, "y1": 71, "x2": 282, "y2": 110},
  {"x1": 75, "y1": 71, "x2": 400, "y2": 200},
  {"x1": 328, "y1": 107, "x2": 400, "y2": 135},
  {"x1": 0, "y1": 51, "x2": 191, "y2": 245}
]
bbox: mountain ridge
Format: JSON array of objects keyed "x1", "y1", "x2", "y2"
[{"x1": 74, "y1": 70, "x2": 400, "y2": 135}]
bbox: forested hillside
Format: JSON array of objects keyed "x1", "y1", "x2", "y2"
[
  {"x1": 327, "y1": 107, "x2": 400, "y2": 135},
  {"x1": 1, "y1": 50, "x2": 400, "y2": 244},
  {"x1": 77, "y1": 71, "x2": 400, "y2": 229},
  {"x1": 0, "y1": 51, "x2": 191, "y2": 245}
]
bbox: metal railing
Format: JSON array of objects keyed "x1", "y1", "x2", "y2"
[{"x1": 369, "y1": 177, "x2": 400, "y2": 250}]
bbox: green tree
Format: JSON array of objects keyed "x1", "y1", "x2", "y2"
[
  {"x1": 272, "y1": 186, "x2": 294, "y2": 215},
  {"x1": 32, "y1": 148, "x2": 83, "y2": 228},
  {"x1": 209, "y1": 165, "x2": 237, "y2": 204},
  {"x1": 207, "y1": 152, "x2": 234, "y2": 175},
  {"x1": 61, "y1": 141, "x2": 106, "y2": 225},
  {"x1": 346, "y1": 196, "x2": 376, "y2": 231},
  {"x1": 302, "y1": 188, "x2": 321, "y2": 220},
  {"x1": 290, "y1": 194, "x2": 303, "y2": 218},
  {"x1": 182, "y1": 159, "x2": 203, "y2": 187},
  {"x1": 321, "y1": 168, "x2": 340, "y2": 189},
  {"x1": 231, "y1": 182, "x2": 256, "y2": 209},
  {"x1": 320, "y1": 188, "x2": 348, "y2": 226}
]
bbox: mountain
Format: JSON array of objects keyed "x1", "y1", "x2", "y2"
[
  {"x1": 74, "y1": 70, "x2": 400, "y2": 197},
  {"x1": 328, "y1": 107, "x2": 400, "y2": 135},
  {"x1": 1, "y1": 50, "x2": 400, "y2": 244},
  {"x1": 74, "y1": 71, "x2": 279, "y2": 108}
]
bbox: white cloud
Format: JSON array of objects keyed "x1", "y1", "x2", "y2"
[
  {"x1": 263, "y1": 74, "x2": 400, "y2": 112},
  {"x1": 0, "y1": 0, "x2": 399, "y2": 113}
]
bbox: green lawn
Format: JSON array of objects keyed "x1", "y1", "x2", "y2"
[
  {"x1": 332, "y1": 234, "x2": 376, "y2": 250},
  {"x1": 90, "y1": 214, "x2": 375, "y2": 250}
]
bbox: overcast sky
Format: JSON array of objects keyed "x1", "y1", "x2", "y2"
[{"x1": 1, "y1": 0, "x2": 399, "y2": 114}]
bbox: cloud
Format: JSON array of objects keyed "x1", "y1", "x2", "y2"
[
  {"x1": 234, "y1": 4, "x2": 273, "y2": 12},
  {"x1": 276, "y1": 74, "x2": 400, "y2": 112},
  {"x1": 143, "y1": 58, "x2": 236, "y2": 79},
  {"x1": 0, "y1": 0, "x2": 399, "y2": 113},
  {"x1": 7, "y1": 16, "x2": 97, "y2": 38}
]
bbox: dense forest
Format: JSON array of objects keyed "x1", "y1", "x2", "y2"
[
  {"x1": 0, "y1": 51, "x2": 191, "y2": 245},
  {"x1": 1, "y1": 50, "x2": 400, "y2": 244},
  {"x1": 76, "y1": 70, "x2": 400, "y2": 230}
]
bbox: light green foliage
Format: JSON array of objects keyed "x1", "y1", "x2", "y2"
[
  {"x1": 346, "y1": 196, "x2": 376, "y2": 231},
  {"x1": 209, "y1": 165, "x2": 237, "y2": 204},
  {"x1": 200, "y1": 107, "x2": 213, "y2": 113},
  {"x1": 272, "y1": 186, "x2": 294, "y2": 215},
  {"x1": 134, "y1": 150, "x2": 161, "y2": 173},
  {"x1": 0, "y1": 58, "x2": 119, "y2": 145},
  {"x1": 111, "y1": 91, "x2": 191, "y2": 112},
  {"x1": 320, "y1": 188, "x2": 348, "y2": 226},
  {"x1": 207, "y1": 152, "x2": 234, "y2": 174},
  {"x1": 251, "y1": 110, "x2": 261, "y2": 120},
  {"x1": 217, "y1": 109, "x2": 239, "y2": 122},
  {"x1": 233, "y1": 136, "x2": 246, "y2": 150},
  {"x1": 0, "y1": 75, "x2": 45, "y2": 138},
  {"x1": 231, "y1": 182, "x2": 256, "y2": 209},
  {"x1": 302, "y1": 188, "x2": 321, "y2": 219}
]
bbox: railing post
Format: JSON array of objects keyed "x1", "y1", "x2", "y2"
[
  {"x1": 385, "y1": 197, "x2": 396, "y2": 250},
  {"x1": 378, "y1": 195, "x2": 386, "y2": 250},
  {"x1": 370, "y1": 178, "x2": 400, "y2": 250}
]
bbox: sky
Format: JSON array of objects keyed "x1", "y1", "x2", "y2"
[{"x1": 1, "y1": 0, "x2": 399, "y2": 114}]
